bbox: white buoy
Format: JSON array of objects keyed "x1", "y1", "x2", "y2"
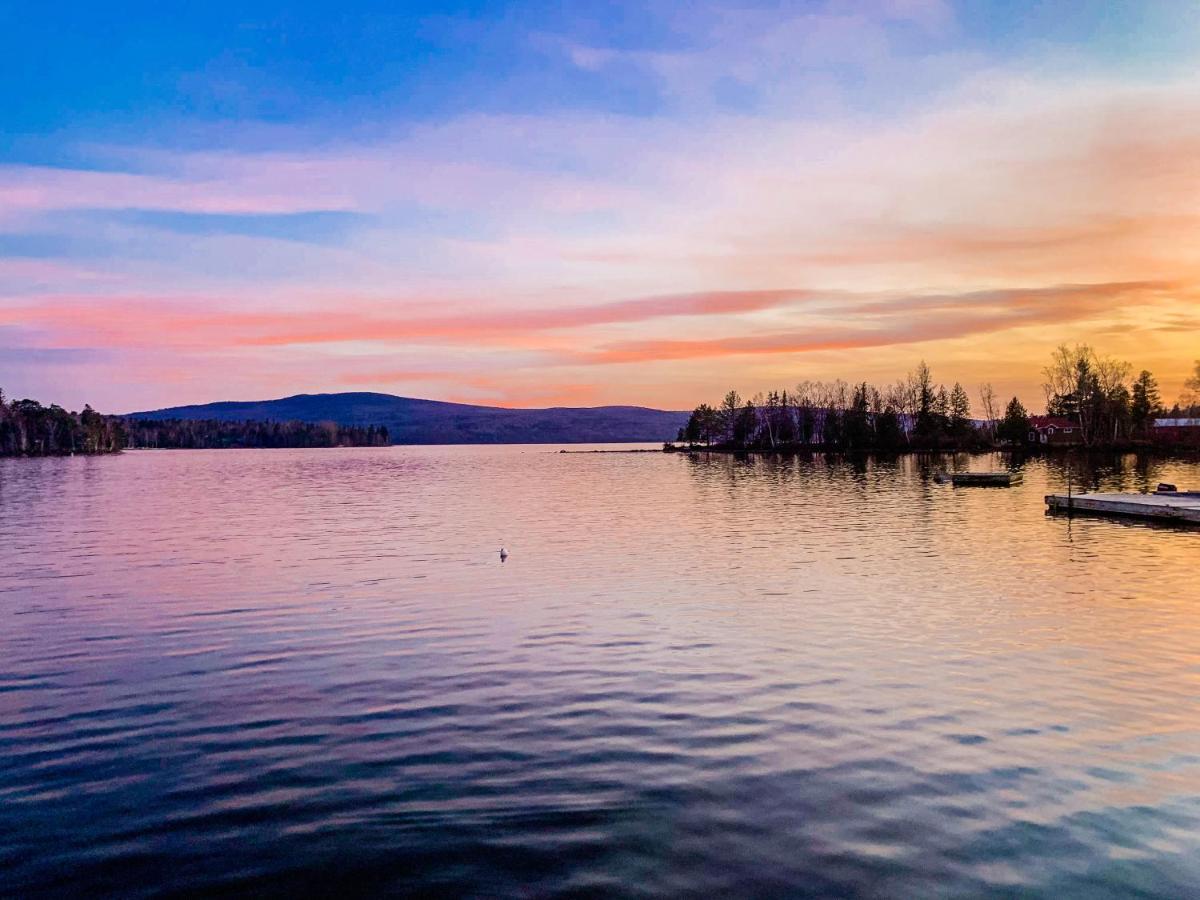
[{"x1": 499, "y1": 548, "x2": 508, "y2": 561}]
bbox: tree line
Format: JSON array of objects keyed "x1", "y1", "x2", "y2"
[
  {"x1": 125, "y1": 418, "x2": 391, "y2": 450},
  {"x1": 0, "y1": 389, "x2": 391, "y2": 456},
  {"x1": 0, "y1": 389, "x2": 127, "y2": 456},
  {"x1": 1039, "y1": 347, "x2": 1198, "y2": 446},
  {"x1": 676, "y1": 351, "x2": 1200, "y2": 452}
]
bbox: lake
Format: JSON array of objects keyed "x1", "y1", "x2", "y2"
[{"x1": 2, "y1": 446, "x2": 1199, "y2": 897}]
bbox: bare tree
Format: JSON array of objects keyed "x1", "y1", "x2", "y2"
[
  {"x1": 1094, "y1": 355, "x2": 1131, "y2": 397},
  {"x1": 1094, "y1": 354, "x2": 1132, "y2": 442},
  {"x1": 1041, "y1": 344, "x2": 1091, "y2": 412},
  {"x1": 1180, "y1": 360, "x2": 1200, "y2": 415},
  {"x1": 978, "y1": 383, "x2": 999, "y2": 441},
  {"x1": 752, "y1": 391, "x2": 775, "y2": 448},
  {"x1": 890, "y1": 378, "x2": 916, "y2": 440}
]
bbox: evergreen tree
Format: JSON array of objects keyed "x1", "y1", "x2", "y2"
[
  {"x1": 682, "y1": 404, "x2": 720, "y2": 444},
  {"x1": 948, "y1": 382, "x2": 972, "y2": 443},
  {"x1": 912, "y1": 361, "x2": 937, "y2": 442},
  {"x1": 1130, "y1": 370, "x2": 1162, "y2": 434},
  {"x1": 875, "y1": 407, "x2": 904, "y2": 450},
  {"x1": 681, "y1": 410, "x2": 703, "y2": 444},
  {"x1": 997, "y1": 397, "x2": 1030, "y2": 445},
  {"x1": 733, "y1": 400, "x2": 757, "y2": 447},
  {"x1": 843, "y1": 383, "x2": 872, "y2": 450},
  {"x1": 775, "y1": 391, "x2": 796, "y2": 443},
  {"x1": 720, "y1": 390, "x2": 742, "y2": 443}
]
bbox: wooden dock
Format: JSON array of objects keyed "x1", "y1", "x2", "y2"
[
  {"x1": 1045, "y1": 492, "x2": 1200, "y2": 525},
  {"x1": 950, "y1": 472, "x2": 1022, "y2": 487}
]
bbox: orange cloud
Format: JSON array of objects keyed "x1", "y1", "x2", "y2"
[{"x1": 580, "y1": 281, "x2": 1194, "y2": 364}]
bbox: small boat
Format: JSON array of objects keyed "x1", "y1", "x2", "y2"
[
  {"x1": 1155, "y1": 483, "x2": 1200, "y2": 496},
  {"x1": 950, "y1": 471, "x2": 1022, "y2": 487}
]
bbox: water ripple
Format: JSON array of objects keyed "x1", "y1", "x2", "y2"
[{"x1": 2, "y1": 447, "x2": 1199, "y2": 896}]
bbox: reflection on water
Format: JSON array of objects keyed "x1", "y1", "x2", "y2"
[{"x1": 2, "y1": 446, "x2": 1199, "y2": 897}]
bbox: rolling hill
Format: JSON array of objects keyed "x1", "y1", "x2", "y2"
[{"x1": 128, "y1": 392, "x2": 691, "y2": 445}]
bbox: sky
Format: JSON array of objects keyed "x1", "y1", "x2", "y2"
[{"x1": 2, "y1": 0, "x2": 1199, "y2": 414}]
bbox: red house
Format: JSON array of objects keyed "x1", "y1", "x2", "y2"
[
  {"x1": 1152, "y1": 418, "x2": 1200, "y2": 447},
  {"x1": 1028, "y1": 416, "x2": 1081, "y2": 446}
]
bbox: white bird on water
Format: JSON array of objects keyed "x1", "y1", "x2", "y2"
[{"x1": 499, "y1": 547, "x2": 508, "y2": 562}]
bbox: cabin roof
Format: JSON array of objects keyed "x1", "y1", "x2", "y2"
[{"x1": 1028, "y1": 416, "x2": 1075, "y2": 430}]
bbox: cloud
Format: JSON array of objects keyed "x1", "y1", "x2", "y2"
[
  {"x1": 6, "y1": 38, "x2": 1200, "y2": 411},
  {"x1": 1, "y1": 288, "x2": 813, "y2": 351},
  {"x1": 97, "y1": 209, "x2": 373, "y2": 243},
  {"x1": 240, "y1": 289, "x2": 816, "y2": 346},
  {"x1": 0, "y1": 164, "x2": 351, "y2": 220},
  {"x1": 547, "y1": 0, "x2": 961, "y2": 113},
  {"x1": 0, "y1": 346, "x2": 112, "y2": 365},
  {"x1": 578, "y1": 281, "x2": 1193, "y2": 364},
  {"x1": 6, "y1": 280, "x2": 1187, "y2": 370},
  {"x1": 7, "y1": 71, "x2": 1200, "y2": 293}
]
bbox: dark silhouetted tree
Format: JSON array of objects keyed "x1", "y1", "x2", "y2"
[
  {"x1": 1130, "y1": 370, "x2": 1162, "y2": 435},
  {"x1": 997, "y1": 397, "x2": 1030, "y2": 445},
  {"x1": 949, "y1": 382, "x2": 972, "y2": 443}
]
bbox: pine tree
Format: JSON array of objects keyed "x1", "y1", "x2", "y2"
[
  {"x1": 997, "y1": 397, "x2": 1030, "y2": 445},
  {"x1": 1128, "y1": 372, "x2": 1156, "y2": 439},
  {"x1": 720, "y1": 390, "x2": 741, "y2": 443},
  {"x1": 949, "y1": 382, "x2": 972, "y2": 443}
]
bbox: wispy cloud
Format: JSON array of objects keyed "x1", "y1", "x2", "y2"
[
  {"x1": 580, "y1": 282, "x2": 1191, "y2": 364},
  {"x1": 7, "y1": 279, "x2": 1188, "y2": 364}
]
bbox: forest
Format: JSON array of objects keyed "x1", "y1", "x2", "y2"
[
  {"x1": 0, "y1": 389, "x2": 391, "y2": 456},
  {"x1": 0, "y1": 390, "x2": 127, "y2": 456},
  {"x1": 675, "y1": 349, "x2": 1200, "y2": 453},
  {"x1": 124, "y1": 418, "x2": 391, "y2": 450}
]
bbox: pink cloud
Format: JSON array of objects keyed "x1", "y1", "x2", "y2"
[
  {"x1": 1, "y1": 289, "x2": 812, "y2": 351},
  {"x1": 0, "y1": 166, "x2": 348, "y2": 219},
  {"x1": 6, "y1": 280, "x2": 1189, "y2": 372}
]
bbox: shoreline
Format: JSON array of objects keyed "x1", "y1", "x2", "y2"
[
  {"x1": 663, "y1": 442, "x2": 1200, "y2": 459},
  {"x1": 4, "y1": 443, "x2": 1198, "y2": 459}
]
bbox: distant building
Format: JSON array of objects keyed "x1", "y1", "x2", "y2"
[
  {"x1": 1152, "y1": 418, "x2": 1200, "y2": 446},
  {"x1": 1028, "y1": 415, "x2": 1081, "y2": 446}
]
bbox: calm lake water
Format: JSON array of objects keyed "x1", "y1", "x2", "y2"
[{"x1": 2, "y1": 446, "x2": 1199, "y2": 897}]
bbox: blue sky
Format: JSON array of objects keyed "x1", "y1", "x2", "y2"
[{"x1": 6, "y1": 1, "x2": 1193, "y2": 153}]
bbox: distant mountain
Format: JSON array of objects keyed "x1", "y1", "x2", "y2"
[{"x1": 128, "y1": 392, "x2": 690, "y2": 445}]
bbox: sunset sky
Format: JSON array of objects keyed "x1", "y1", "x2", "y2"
[{"x1": 3, "y1": 0, "x2": 1199, "y2": 413}]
